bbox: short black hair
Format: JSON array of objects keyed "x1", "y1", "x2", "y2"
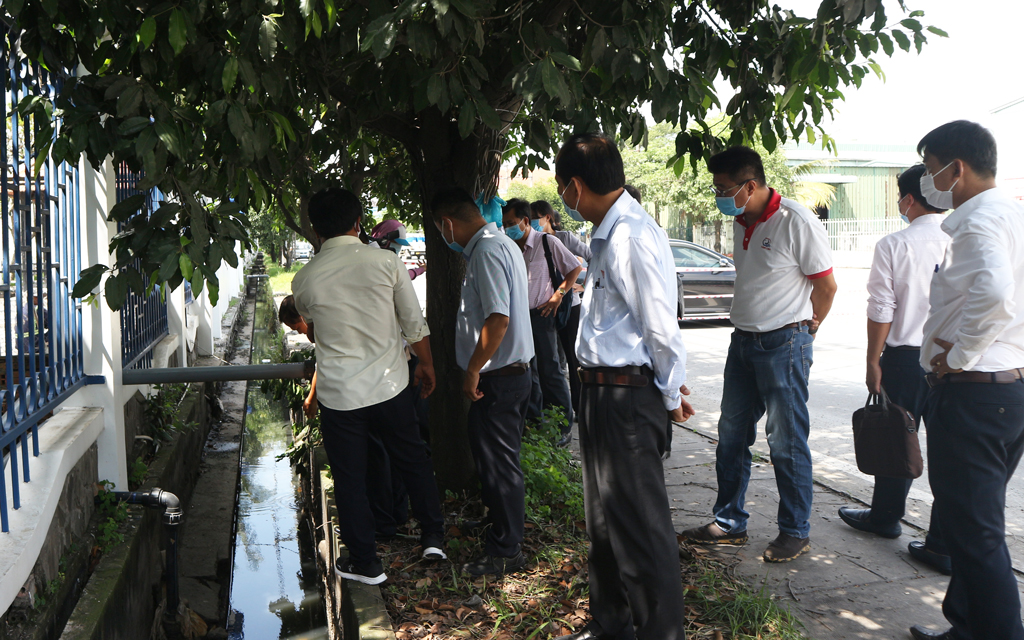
[
  {"x1": 706, "y1": 146, "x2": 767, "y2": 185},
  {"x1": 279, "y1": 295, "x2": 301, "y2": 325},
  {"x1": 503, "y1": 198, "x2": 531, "y2": 221},
  {"x1": 555, "y1": 133, "x2": 626, "y2": 195},
  {"x1": 307, "y1": 187, "x2": 362, "y2": 238},
  {"x1": 623, "y1": 184, "x2": 642, "y2": 203},
  {"x1": 917, "y1": 120, "x2": 997, "y2": 178},
  {"x1": 429, "y1": 186, "x2": 481, "y2": 223},
  {"x1": 897, "y1": 164, "x2": 945, "y2": 213}
]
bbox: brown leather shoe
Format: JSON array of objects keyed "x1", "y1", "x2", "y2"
[
  {"x1": 763, "y1": 532, "x2": 810, "y2": 562},
  {"x1": 680, "y1": 521, "x2": 748, "y2": 545}
]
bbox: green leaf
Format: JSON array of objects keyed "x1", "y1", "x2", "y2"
[
  {"x1": 139, "y1": 17, "x2": 157, "y2": 49},
  {"x1": 40, "y1": 0, "x2": 56, "y2": 18},
  {"x1": 457, "y1": 101, "x2": 476, "y2": 139},
  {"x1": 551, "y1": 51, "x2": 582, "y2": 72},
  {"x1": 891, "y1": 29, "x2": 911, "y2": 51},
  {"x1": 222, "y1": 56, "x2": 238, "y2": 93},
  {"x1": 781, "y1": 83, "x2": 802, "y2": 110},
  {"x1": 427, "y1": 75, "x2": 444, "y2": 106},
  {"x1": 448, "y1": 0, "x2": 478, "y2": 17},
  {"x1": 927, "y1": 26, "x2": 949, "y2": 38},
  {"x1": 169, "y1": 9, "x2": 188, "y2": 56},
  {"x1": 116, "y1": 85, "x2": 143, "y2": 117},
  {"x1": 179, "y1": 253, "x2": 194, "y2": 281},
  {"x1": 5, "y1": 0, "x2": 25, "y2": 15},
  {"x1": 541, "y1": 58, "x2": 570, "y2": 106},
  {"x1": 900, "y1": 18, "x2": 923, "y2": 31},
  {"x1": 108, "y1": 193, "x2": 148, "y2": 222},
  {"x1": 207, "y1": 283, "x2": 219, "y2": 307},
  {"x1": 118, "y1": 116, "x2": 151, "y2": 136},
  {"x1": 260, "y1": 18, "x2": 278, "y2": 62},
  {"x1": 72, "y1": 265, "x2": 108, "y2": 299},
  {"x1": 431, "y1": 0, "x2": 449, "y2": 15},
  {"x1": 104, "y1": 274, "x2": 128, "y2": 311},
  {"x1": 590, "y1": 28, "x2": 607, "y2": 64},
  {"x1": 477, "y1": 100, "x2": 502, "y2": 131},
  {"x1": 650, "y1": 53, "x2": 668, "y2": 87},
  {"x1": 878, "y1": 32, "x2": 894, "y2": 56},
  {"x1": 190, "y1": 269, "x2": 205, "y2": 295},
  {"x1": 300, "y1": 0, "x2": 316, "y2": 19},
  {"x1": 155, "y1": 120, "x2": 184, "y2": 157}
]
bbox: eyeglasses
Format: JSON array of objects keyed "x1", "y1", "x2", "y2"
[{"x1": 707, "y1": 180, "x2": 751, "y2": 198}]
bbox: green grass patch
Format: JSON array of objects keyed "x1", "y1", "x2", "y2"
[{"x1": 267, "y1": 260, "x2": 305, "y2": 294}]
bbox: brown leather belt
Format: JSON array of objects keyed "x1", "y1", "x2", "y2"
[
  {"x1": 480, "y1": 362, "x2": 529, "y2": 377},
  {"x1": 578, "y1": 365, "x2": 651, "y2": 388},
  {"x1": 734, "y1": 320, "x2": 810, "y2": 338},
  {"x1": 926, "y1": 368, "x2": 1024, "y2": 387}
]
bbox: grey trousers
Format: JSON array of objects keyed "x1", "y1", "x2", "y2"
[
  {"x1": 579, "y1": 378, "x2": 686, "y2": 640},
  {"x1": 527, "y1": 308, "x2": 573, "y2": 429}
]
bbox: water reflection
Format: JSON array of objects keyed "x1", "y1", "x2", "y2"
[{"x1": 228, "y1": 277, "x2": 328, "y2": 640}]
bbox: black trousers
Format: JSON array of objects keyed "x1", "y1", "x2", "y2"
[
  {"x1": 366, "y1": 356, "x2": 430, "y2": 536},
  {"x1": 869, "y1": 348, "x2": 944, "y2": 552},
  {"x1": 318, "y1": 385, "x2": 444, "y2": 568},
  {"x1": 579, "y1": 379, "x2": 685, "y2": 640},
  {"x1": 926, "y1": 380, "x2": 1024, "y2": 640},
  {"x1": 467, "y1": 371, "x2": 531, "y2": 557},
  {"x1": 556, "y1": 303, "x2": 582, "y2": 414},
  {"x1": 528, "y1": 309, "x2": 574, "y2": 428}
]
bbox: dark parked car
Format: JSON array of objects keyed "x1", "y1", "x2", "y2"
[{"x1": 670, "y1": 239, "x2": 735, "y2": 321}]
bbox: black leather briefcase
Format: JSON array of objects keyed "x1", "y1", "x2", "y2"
[{"x1": 852, "y1": 389, "x2": 924, "y2": 479}]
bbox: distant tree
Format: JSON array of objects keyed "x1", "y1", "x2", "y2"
[
  {"x1": 4, "y1": 0, "x2": 940, "y2": 490},
  {"x1": 505, "y1": 177, "x2": 586, "y2": 234}
]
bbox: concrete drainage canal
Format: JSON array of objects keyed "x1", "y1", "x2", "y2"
[{"x1": 225, "y1": 275, "x2": 328, "y2": 639}]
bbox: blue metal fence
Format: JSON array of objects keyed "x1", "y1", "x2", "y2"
[
  {"x1": 116, "y1": 166, "x2": 169, "y2": 370},
  {"x1": 1, "y1": 59, "x2": 90, "y2": 533}
]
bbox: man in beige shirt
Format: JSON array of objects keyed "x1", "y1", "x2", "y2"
[{"x1": 292, "y1": 187, "x2": 445, "y2": 585}]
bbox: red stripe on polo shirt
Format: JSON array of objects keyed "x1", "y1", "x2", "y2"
[
  {"x1": 737, "y1": 189, "x2": 782, "y2": 250},
  {"x1": 807, "y1": 267, "x2": 833, "y2": 280}
]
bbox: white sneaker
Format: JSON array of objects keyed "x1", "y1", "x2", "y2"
[{"x1": 335, "y1": 559, "x2": 386, "y2": 585}]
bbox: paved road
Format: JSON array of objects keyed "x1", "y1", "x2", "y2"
[{"x1": 679, "y1": 267, "x2": 1024, "y2": 571}]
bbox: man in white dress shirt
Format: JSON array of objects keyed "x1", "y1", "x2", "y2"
[
  {"x1": 555, "y1": 133, "x2": 693, "y2": 640},
  {"x1": 292, "y1": 188, "x2": 446, "y2": 586},
  {"x1": 909, "y1": 121, "x2": 1024, "y2": 640},
  {"x1": 836, "y1": 164, "x2": 951, "y2": 575}
]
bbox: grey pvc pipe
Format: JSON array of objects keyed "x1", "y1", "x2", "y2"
[{"x1": 122, "y1": 362, "x2": 314, "y2": 385}]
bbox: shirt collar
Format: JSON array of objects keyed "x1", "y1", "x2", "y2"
[
  {"x1": 941, "y1": 187, "x2": 1005, "y2": 236},
  {"x1": 522, "y1": 226, "x2": 540, "y2": 251},
  {"x1": 321, "y1": 235, "x2": 363, "y2": 250},
  {"x1": 735, "y1": 189, "x2": 781, "y2": 229},
  {"x1": 910, "y1": 213, "x2": 944, "y2": 226},
  {"x1": 592, "y1": 190, "x2": 632, "y2": 242},
  {"x1": 463, "y1": 222, "x2": 498, "y2": 259}
]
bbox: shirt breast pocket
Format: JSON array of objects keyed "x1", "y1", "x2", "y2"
[{"x1": 589, "y1": 286, "x2": 608, "y2": 327}]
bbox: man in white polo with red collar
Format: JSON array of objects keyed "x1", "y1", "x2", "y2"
[{"x1": 682, "y1": 146, "x2": 837, "y2": 562}]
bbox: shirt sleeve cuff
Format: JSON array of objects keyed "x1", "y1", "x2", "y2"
[
  {"x1": 663, "y1": 393, "x2": 682, "y2": 411},
  {"x1": 807, "y1": 267, "x2": 833, "y2": 280},
  {"x1": 946, "y1": 343, "x2": 979, "y2": 372},
  {"x1": 403, "y1": 325, "x2": 431, "y2": 345},
  {"x1": 866, "y1": 305, "x2": 895, "y2": 324}
]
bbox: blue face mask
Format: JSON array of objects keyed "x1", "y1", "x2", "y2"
[
  {"x1": 531, "y1": 219, "x2": 544, "y2": 232},
  {"x1": 441, "y1": 219, "x2": 464, "y2": 253},
  {"x1": 898, "y1": 194, "x2": 911, "y2": 225},
  {"x1": 559, "y1": 181, "x2": 586, "y2": 222},
  {"x1": 715, "y1": 183, "x2": 752, "y2": 217},
  {"x1": 504, "y1": 221, "x2": 525, "y2": 241}
]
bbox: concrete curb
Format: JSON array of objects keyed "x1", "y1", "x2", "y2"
[{"x1": 309, "y1": 444, "x2": 395, "y2": 640}]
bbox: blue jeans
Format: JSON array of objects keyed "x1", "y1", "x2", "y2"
[{"x1": 713, "y1": 325, "x2": 814, "y2": 538}]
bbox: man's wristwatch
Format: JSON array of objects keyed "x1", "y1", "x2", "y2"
[{"x1": 557, "y1": 287, "x2": 567, "y2": 296}]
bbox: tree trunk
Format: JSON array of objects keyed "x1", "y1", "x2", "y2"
[
  {"x1": 409, "y1": 109, "x2": 490, "y2": 494},
  {"x1": 714, "y1": 219, "x2": 723, "y2": 254}
]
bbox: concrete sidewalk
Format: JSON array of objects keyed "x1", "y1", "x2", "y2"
[{"x1": 664, "y1": 424, "x2": 1024, "y2": 640}]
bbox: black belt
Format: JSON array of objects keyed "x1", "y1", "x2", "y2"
[
  {"x1": 480, "y1": 362, "x2": 529, "y2": 377},
  {"x1": 578, "y1": 365, "x2": 651, "y2": 388},
  {"x1": 734, "y1": 320, "x2": 810, "y2": 338},
  {"x1": 926, "y1": 369, "x2": 1024, "y2": 387},
  {"x1": 885, "y1": 345, "x2": 921, "y2": 352}
]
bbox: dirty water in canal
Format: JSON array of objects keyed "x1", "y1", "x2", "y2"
[{"x1": 227, "y1": 276, "x2": 328, "y2": 639}]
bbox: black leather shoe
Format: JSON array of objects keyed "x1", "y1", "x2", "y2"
[
  {"x1": 908, "y1": 541, "x2": 952, "y2": 575},
  {"x1": 561, "y1": 626, "x2": 608, "y2": 640},
  {"x1": 462, "y1": 551, "x2": 527, "y2": 576},
  {"x1": 837, "y1": 507, "x2": 902, "y2": 538},
  {"x1": 910, "y1": 624, "x2": 960, "y2": 639}
]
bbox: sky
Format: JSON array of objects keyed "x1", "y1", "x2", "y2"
[{"x1": 781, "y1": 0, "x2": 1024, "y2": 177}]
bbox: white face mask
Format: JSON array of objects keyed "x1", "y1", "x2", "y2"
[
  {"x1": 898, "y1": 194, "x2": 911, "y2": 225},
  {"x1": 919, "y1": 161, "x2": 958, "y2": 210}
]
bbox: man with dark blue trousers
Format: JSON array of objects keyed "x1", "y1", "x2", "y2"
[
  {"x1": 910, "y1": 120, "x2": 1024, "y2": 640},
  {"x1": 836, "y1": 164, "x2": 951, "y2": 575}
]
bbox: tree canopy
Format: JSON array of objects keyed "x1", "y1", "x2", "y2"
[{"x1": 3, "y1": 0, "x2": 940, "y2": 489}]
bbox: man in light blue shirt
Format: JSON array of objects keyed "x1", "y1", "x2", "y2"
[
  {"x1": 556, "y1": 133, "x2": 693, "y2": 640},
  {"x1": 429, "y1": 186, "x2": 534, "y2": 578}
]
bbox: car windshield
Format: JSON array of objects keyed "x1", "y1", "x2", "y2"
[{"x1": 672, "y1": 245, "x2": 723, "y2": 269}]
